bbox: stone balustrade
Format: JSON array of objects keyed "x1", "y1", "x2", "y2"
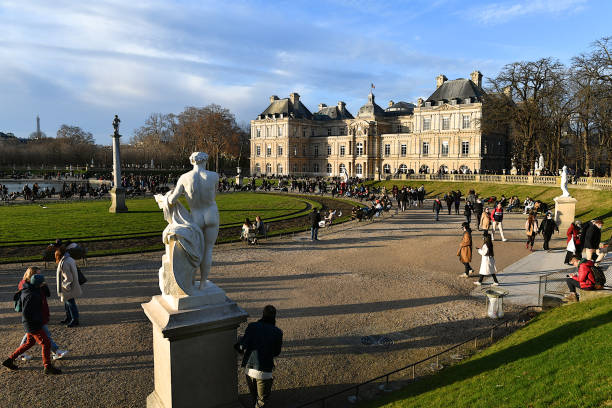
[{"x1": 393, "y1": 174, "x2": 612, "y2": 191}]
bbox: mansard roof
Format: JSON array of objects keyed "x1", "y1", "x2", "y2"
[
  {"x1": 258, "y1": 98, "x2": 312, "y2": 119},
  {"x1": 384, "y1": 101, "x2": 415, "y2": 116},
  {"x1": 313, "y1": 104, "x2": 354, "y2": 121},
  {"x1": 426, "y1": 79, "x2": 485, "y2": 103}
]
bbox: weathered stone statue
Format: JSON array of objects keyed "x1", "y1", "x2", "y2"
[
  {"x1": 154, "y1": 152, "x2": 219, "y2": 296},
  {"x1": 560, "y1": 165, "x2": 571, "y2": 197},
  {"x1": 539, "y1": 154, "x2": 544, "y2": 171}
]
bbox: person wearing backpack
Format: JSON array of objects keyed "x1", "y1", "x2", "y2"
[
  {"x1": 565, "y1": 256, "x2": 600, "y2": 302},
  {"x1": 2, "y1": 274, "x2": 62, "y2": 374}
]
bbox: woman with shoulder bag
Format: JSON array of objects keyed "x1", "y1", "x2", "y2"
[{"x1": 56, "y1": 247, "x2": 82, "y2": 327}]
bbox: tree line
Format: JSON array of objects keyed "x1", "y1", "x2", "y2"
[
  {"x1": 0, "y1": 104, "x2": 250, "y2": 172},
  {"x1": 482, "y1": 36, "x2": 611, "y2": 176}
]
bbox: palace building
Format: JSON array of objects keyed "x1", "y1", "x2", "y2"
[{"x1": 249, "y1": 71, "x2": 507, "y2": 178}]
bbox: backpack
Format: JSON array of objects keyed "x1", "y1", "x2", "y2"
[
  {"x1": 590, "y1": 265, "x2": 606, "y2": 288},
  {"x1": 13, "y1": 290, "x2": 22, "y2": 313}
]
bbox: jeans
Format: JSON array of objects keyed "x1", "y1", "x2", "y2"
[
  {"x1": 64, "y1": 298, "x2": 79, "y2": 323},
  {"x1": 21, "y1": 324, "x2": 57, "y2": 352},
  {"x1": 566, "y1": 277, "x2": 592, "y2": 293},
  {"x1": 526, "y1": 234, "x2": 536, "y2": 248},
  {"x1": 434, "y1": 210, "x2": 440, "y2": 221},
  {"x1": 10, "y1": 329, "x2": 51, "y2": 367},
  {"x1": 310, "y1": 227, "x2": 319, "y2": 241}
]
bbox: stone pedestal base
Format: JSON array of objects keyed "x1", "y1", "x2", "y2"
[
  {"x1": 235, "y1": 175, "x2": 243, "y2": 187},
  {"x1": 109, "y1": 187, "x2": 128, "y2": 213},
  {"x1": 143, "y1": 294, "x2": 247, "y2": 408},
  {"x1": 554, "y1": 196, "x2": 577, "y2": 234}
]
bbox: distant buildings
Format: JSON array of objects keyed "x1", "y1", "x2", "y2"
[{"x1": 250, "y1": 71, "x2": 508, "y2": 178}]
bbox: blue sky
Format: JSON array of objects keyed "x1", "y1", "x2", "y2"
[{"x1": 1, "y1": 0, "x2": 610, "y2": 144}]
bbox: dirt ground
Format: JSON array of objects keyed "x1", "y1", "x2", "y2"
[{"x1": 0, "y1": 204, "x2": 537, "y2": 408}]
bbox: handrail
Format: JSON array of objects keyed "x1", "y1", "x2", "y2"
[{"x1": 296, "y1": 305, "x2": 540, "y2": 407}]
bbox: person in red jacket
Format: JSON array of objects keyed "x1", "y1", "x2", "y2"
[
  {"x1": 565, "y1": 256, "x2": 596, "y2": 301},
  {"x1": 564, "y1": 221, "x2": 582, "y2": 264}
]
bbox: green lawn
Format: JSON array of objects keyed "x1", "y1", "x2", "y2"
[
  {"x1": 0, "y1": 192, "x2": 313, "y2": 243},
  {"x1": 365, "y1": 180, "x2": 612, "y2": 240},
  {"x1": 364, "y1": 297, "x2": 612, "y2": 408}
]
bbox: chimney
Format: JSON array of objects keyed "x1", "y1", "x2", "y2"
[
  {"x1": 388, "y1": 100, "x2": 394, "y2": 108},
  {"x1": 269, "y1": 95, "x2": 279, "y2": 104},
  {"x1": 337, "y1": 101, "x2": 346, "y2": 111},
  {"x1": 436, "y1": 74, "x2": 447, "y2": 88},
  {"x1": 470, "y1": 71, "x2": 483, "y2": 88},
  {"x1": 318, "y1": 103, "x2": 327, "y2": 111},
  {"x1": 289, "y1": 92, "x2": 300, "y2": 105}
]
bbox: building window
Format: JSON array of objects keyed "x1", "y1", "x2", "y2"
[
  {"x1": 356, "y1": 142, "x2": 363, "y2": 156},
  {"x1": 339, "y1": 127, "x2": 346, "y2": 135},
  {"x1": 423, "y1": 118, "x2": 431, "y2": 131},
  {"x1": 277, "y1": 145, "x2": 283, "y2": 156},
  {"x1": 277, "y1": 164, "x2": 283, "y2": 174},
  {"x1": 422, "y1": 142, "x2": 429, "y2": 156},
  {"x1": 384, "y1": 144, "x2": 390, "y2": 156},
  {"x1": 256, "y1": 128, "x2": 261, "y2": 138},
  {"x1": 463, "y1": 116, "x2": 470, "y2": 129},
  {"x1": 441, "y1": 141, "x2": 449, "y2": 156},
  {"x1": 400, "y1": 144, "x2": 407, "y2": 157},
  {"x1": 327, "y1": 128, "x2": 332, "y2": 136},
  {"x1": 303, "y1": 129, "x2": 306, "y2": 137},
  {"x1": 278, "y1": 127, "x2": 283, "y2": 137},
  {"x1": 255, "y1": 163, "x2": 261, "y2": 173},
  {"x1": 313, "y1": 163, "x2": 319, "y2": 173},
  {"x1": 314, "y1": 145, "x2": 319, "y2": 157},
  {"x1": 396, "y1": 124, "x2": 402, "y2": 133},
  {"x1": 293, "y1": 145, "x2": 297, "y2": 156},
  {"x1": 462, "y1": 141, "x2": 469, "y2": 156},
  {"x1": 442, "y1": 117, "x2": 450, "y2": 130},
  {"x1": 266, "y1": 163, "x2": 271, "y2": 173},
  {"x1": 383, "y1": 164, "x2": 391, "y2": 174},
  {"x1": 355, "y1": 163, "x2": 363, "y2": 175},
  {"x1": 292, "y1": 164, "x2": 298, "y2": 172},
  {"x1": 326, "y1": 163, "x2": 332, "y2": 174},
  {"x1": 266, "y1": 145, "x2": 271, "y2": 156},
  {"x1": 256, "y1": 145, "x2": 261, "y2": 156},
  {"x1": 399, "y1": 164, "x2": 407, "y2": 174},
  {"x1": 303, "y1": 146, "x2": 307, "y2": 156},
  {"x1": 327, "y1": 145, "x2": 332, "y2": 156},
  {"x1": 311, "y1": 129, "x2": 315, "y2": 137},
  {"x1": 340, "y1": 145, "x2": 345, "y2": 156},
  {"x1": 302, "y1": 164, "x2": 307, "y2": 173},
  {"x1": 339, "y1": 163, "x2": 346, "y2": 174}
]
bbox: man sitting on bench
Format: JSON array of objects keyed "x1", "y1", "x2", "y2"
[{"x1": 565, "y1": 256, "x2": 597, "y2": 302}]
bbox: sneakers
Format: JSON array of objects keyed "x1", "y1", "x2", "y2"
[
  {"x1": 52, "y1": 350, "x2": 68, "y2": 360},
  {"x1": 2, "y1": 358, "x2": 18, "y2": 370},
  {"x1": 19, "y1": 353, "x2": 32, "y2": 362},
  {"x1": 459, "y1": 273, "x2": 469, "y2": 278},
  {"x1": 66, "y1": 320, "x2": 79, "y2": 328},
  {"x1": 492, "y1": 282, "x2": 500, "y2": 286},
  {"x1": 469, "y1": 269, "x2": 475, "y2": 276},
  {"x1": 473, "y1": 281, "x2": 482, "y2": 286},
  {"x1": 43, "y1": 365, "x2": 62, "y2": 375},
  {"x1": 502, "y1": 238, "x2": 508, "y2": 242}
]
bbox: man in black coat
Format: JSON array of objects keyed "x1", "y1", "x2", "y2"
[
  {"x1": 310, "y1": 209, "x2": 321, "y2": 241},
  {"x1": 584, "y1": 219, "x2": 603, "y2": 261},
  {"x1": 432, "y1": 197, "x2": 443, "y2": 221},
  {"x1": 236, "y1": 305, "x2": 283, "y2": 408},
  {"x1": 473, "y1": 198, "x2": 484, "y2": 230},
  {"x1": 538, "y1": 212, "x2": 559, "y2": 251}
]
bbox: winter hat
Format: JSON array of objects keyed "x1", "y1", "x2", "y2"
[{"x1": 30, "y1": 274, "x2": 45, "y2": 286}]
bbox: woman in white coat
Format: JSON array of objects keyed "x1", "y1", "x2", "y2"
[
  {"x1": 56, "y1": 247, "x2": 82, "y2": 327},
  {"x1": 474, "y1": 232, "x2": 499, "y2": 286}
]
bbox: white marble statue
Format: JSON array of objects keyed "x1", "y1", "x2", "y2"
[
  {"x1": 534, "y1": 160, "x2": 539, "y2": 171},
  {"x1": 154, "y1": 152, "x2": 219, "y2": 296},
  {"x1": 341, "y1": 167, "x2": 349, "y2": 183},
  {"x1": 538, "y1": 154, "x2": 544, "y2": 171},
  {"x1": 560, "y1": 165, "x2": 571, "y2": 197}
]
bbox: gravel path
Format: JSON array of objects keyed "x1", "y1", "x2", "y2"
[{"x1": 0, "y1": 204, "x2": 534, "y2": 407}]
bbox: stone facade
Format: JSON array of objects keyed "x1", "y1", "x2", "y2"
[{"x1": 250, "y1": 71, "x2": 507, "y2": 178}]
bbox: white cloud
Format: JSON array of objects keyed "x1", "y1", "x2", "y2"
[{"x1": 473, "y1": 0, "x2": 588, "y2": 24}]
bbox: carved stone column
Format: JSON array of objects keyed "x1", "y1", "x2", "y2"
[{"x1": 109, "y1": 133, "x2": 128, "y2": 213}]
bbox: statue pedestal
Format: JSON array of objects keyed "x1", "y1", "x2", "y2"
[
  {"x1": 554, "y1": 196, "x2": 577, "y2": 234},
  {"x1": 142, "y1": 289, "x2": 247, "y2": 408},
  {"x1": 235, "y1": 175, "x2": 243, "y2": 187},
  {"x1": 109, "y1": 187, "x2": 128, "y2": 213}
]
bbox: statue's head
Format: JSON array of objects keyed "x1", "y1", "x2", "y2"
[{"x1": 190, "y1": 152, "x2": 208, "y2": 166}]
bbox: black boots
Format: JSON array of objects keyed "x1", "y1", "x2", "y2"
[
  {"x1": 44, "y1": 365, "x2": 63, "y2": 375},
  {"x1": 2, "y1": 358, "x2": 18, "y2": 370}
]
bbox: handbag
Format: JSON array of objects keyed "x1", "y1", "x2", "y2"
[
  {"x1": 77, "y1": 267, "x2": 87, "y2": 285},
  {"x1": 566, "y1": 237, "x2": 576, "y2": 253}
]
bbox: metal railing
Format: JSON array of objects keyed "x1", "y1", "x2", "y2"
[{"x1": 296, "y1": 306, "x2": 539, "y2": 408}]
